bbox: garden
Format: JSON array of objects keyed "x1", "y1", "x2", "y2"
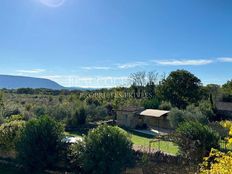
[{"x1": 0, "y1": 70, "x2": 232, "y2": 173}]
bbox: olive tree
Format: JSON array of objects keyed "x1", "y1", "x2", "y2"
[{"x1": 175, "y1": 121, "x2": 220, "y2": 161}]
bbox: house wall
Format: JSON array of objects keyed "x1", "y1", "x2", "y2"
[
  {"x1": 143, "y1": 116, "x2": 171, "y2": 129},
  {"x1": 117, "y1": 111, "x2": 141, "y2": 128}
]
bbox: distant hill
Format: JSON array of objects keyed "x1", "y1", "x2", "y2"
[
  {"x1": 0, "y1": 75, "x2": 64, "y2": 90},
  {"x1": 67, "y1": 87, "x2": 97, "y2": 91}
]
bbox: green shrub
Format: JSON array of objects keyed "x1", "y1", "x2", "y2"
[
  {"x1": 76, "y1": 108, "x2": 86, "y2": 125},
  {"x1": 5, "y1": 114, "x2": 24, "y2": 122},
  {"x1": 208, "y1": 122, "x2": 229, "y2": 139},
  {"x1": 168, "y1": 107, "x2": 209, "y2": 129},
  {"x1": 17, "y1": 116, "x2": 64, "y2": 172},
  {"x1": 143, "y1": 98, "x2": 160, "y2": 109},
  {"x1": 68, "y1": 107, "x2": 87, "y2": 126},
  {"x1": 198, "y1": 100, "x2": 215, "y2": 121},
  {"x1": 71, "y1": 125, "x2": 133, "y2": 174},
  {"x1": 175, "y1": 121, "x2": 220, "y2": 161},
  {"x1": 159, "y1": 101, "x2": 172, "y2": 110},
  {"x1": 48, "y1": 105, "x2": 72, "y2": 121},
  {"x1": 85, "y1": 105, "x2": 108, "y2": 121},
  {"x1": 168, "y1": 108, "x2": 185, "y2": 128},
  {"x1": 33, "y1": 106, "x2": 47, "y2": 117},
  {"x1": 0, "y1": 120, "x2": 25, "y2": 151}
]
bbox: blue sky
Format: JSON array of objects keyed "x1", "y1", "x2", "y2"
[{"x1": 0, "y1": 0, "x2": 232, "y2": 88}]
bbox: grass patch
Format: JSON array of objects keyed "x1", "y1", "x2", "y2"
[
  {"x1": 126, "y1": 129, "x2": 179, "y2": 155},
  {"x1": 64, "y1": 130, "x2": 83, "y2": 137}
]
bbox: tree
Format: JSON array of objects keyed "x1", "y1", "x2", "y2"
[
  {"x1": 72, "y1": 125, "x2": 133, "y2": 174},
  {"x1": 175, "y1": 121, "x2": 220, "y2": 161},
  {"x1": 130, "y1": 71, "x2": 146, "y2": 99},
  {"x1": 0, "y1": 91, "x2": 4, "y2": 119},
  {"x1": 74, "y1": 107, "x2": 87, "y2": 125},
  {"x1": 157, "y1": 70, "x2": 202, "y2": 108},
  {"x1": 222, "y1": 80, "x2": 232, "y2": 102},
  {"x1": 222, "y1": 80, "x2": 232, "y2": 94},
  {"x1": 143, "y1": 98, "x2": 160, "y2": 109},
  {"x1": 129, "y1": 71, "x2": 146, "y2": 87},
  {"x1": 159, "y1": 101, "x2": 172, "y2": 110},
  {"x1": 48, "y1": 105, "x2": 72, "y2": 121},
  {"x1": 168, "y1": 108, "x2": 185, "y2": 128},
  {"x1": 198, "y1": 100, "x2": 215, "y2": 121},
  {"x1": 17, "y1": 116, "x2": 64, "y2": 172},
  {"x1": 146, "y1": 71, "x2": 158, "y2": 99},
  {"x1": 204, "y1": 84, "x2": 220, "y2": 103}
]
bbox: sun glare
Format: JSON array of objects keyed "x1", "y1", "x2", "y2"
[{"x1": 39, "y1": 0, "x2": 66, "y2": 8}]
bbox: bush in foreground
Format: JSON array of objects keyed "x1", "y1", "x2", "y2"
[
  {"x1": 70, "y1": 125, "x2": 133, "y2": 174},
  {"x1": 200, "y1": 149, "x2": 232, "y2": 174},
  {"x1": 17, "y1": 116, "x2": 64, "y2": 172},
  {"x1": 175, "y1": 121, "x2": 220, "y2": 161}
]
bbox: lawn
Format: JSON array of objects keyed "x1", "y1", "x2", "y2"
[
  {"x1": 65, "y1": 127, "x2": 179, "y2": 155},
  {"x1": 64, "y1": 130, "x2": 83, "y2": 137},
  {"x1": 124, "y1": 129, "x2": 179, "y2": 155}
]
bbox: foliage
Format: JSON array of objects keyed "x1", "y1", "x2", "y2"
[
  {"x1": 17, "y1": 116, "x2": 64, "y2": 172},
  {"x1": 185, "y1": 105, "x2": 209, "y2": 125},
  {"x1": 71, "y1": 125, "x2": 133, "y2": 174},
  {"x1": 222, "y1": 80, "x2": 232, "y2": 94},
  {"x1": 168, "y1": 105, "x2": 210, "y2": 129},
  {"x1": 67, "y1": 140, "x2": 85, "y2": 173},
  {"x1": 208, "y1": 122, "x2": 229, "y2": 139},
  {"x1": 68, "y1": 107, "x2": 87, "y2": 126},
  {"x1": 198, "y1": 100, "x2": 215, "y2": 121},
  {"x1": 0, "y1": 91, "x2": 4, "y2": 118},
  {"x1": 0, "y1": 120, "x2": 25, "y2": 151},
  {"x1": 168, "y1": 108, "x2": 185, "y2": 128},
  {"x1": 157, "y1": 70, "x2": 202, "y2": 108},
  {"x1": 222, "y1": 80, "x2": 232, "y2": 102},
  {"x1": 200, "y1": 149, "x2": 232, "y2": 174},
  {"x1": 204, "y1": 84, "x2": 220, "y2": 103},
  {"x1": 159, "y1": 101, "x2": 172, "y2": 110},
  {"x1": 85, "y1": 105, "x2": 108, "y2": 121},
  {"x1": 175, "y1": 121, "x2": 220, "y2": 161},
  {"x1": 3, "y1": 107, "x2": 21, "y2": 118},
  {"x1": 5, "y1": 114, "x2": 24, "y2": 122},
  {"x1": 33, "y1": 106, "x2": 47, "y2": 117},
  {"x1": 48, "y1": 105, "x2": 72, "y2": 121},
  {"x1": 145, "y1": 82, "x2": 156, "y2": 99},
  {"x1": 220, "y1": 121, "x2": 232, "y2": 147},
  {"x1": 130, "y1": 71, "x2": 158, "y2": 99},
  {"x1": 143, "y1": 98, "x2": 160, "y2": 109},
  {"x1": 85, "y1": 97, "x2": 100, "y2": 106}
]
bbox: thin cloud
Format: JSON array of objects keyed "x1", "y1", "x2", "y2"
[
  {"x1": 81, "y1": 66, "x2": 111, "y2": 70},
  {"x1": 17, "y1": 69, "x2": 46, "y2": 74},
  {"x1": 39, "y1": 0, "x2": 66, "y2": 8},
  {"x1": 218, "y1": 57, "x2": 232, "y2": 62},
  {"x1": 154, "y1": 59, "x2": 213, "y2": 66},
  {"x1": 117, "y1": 61, "x2": 148, "y2": 69}
]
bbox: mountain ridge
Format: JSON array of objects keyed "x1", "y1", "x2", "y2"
[{"x1": 0, "y1": 74, "x2": 64, "y2": 90}]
